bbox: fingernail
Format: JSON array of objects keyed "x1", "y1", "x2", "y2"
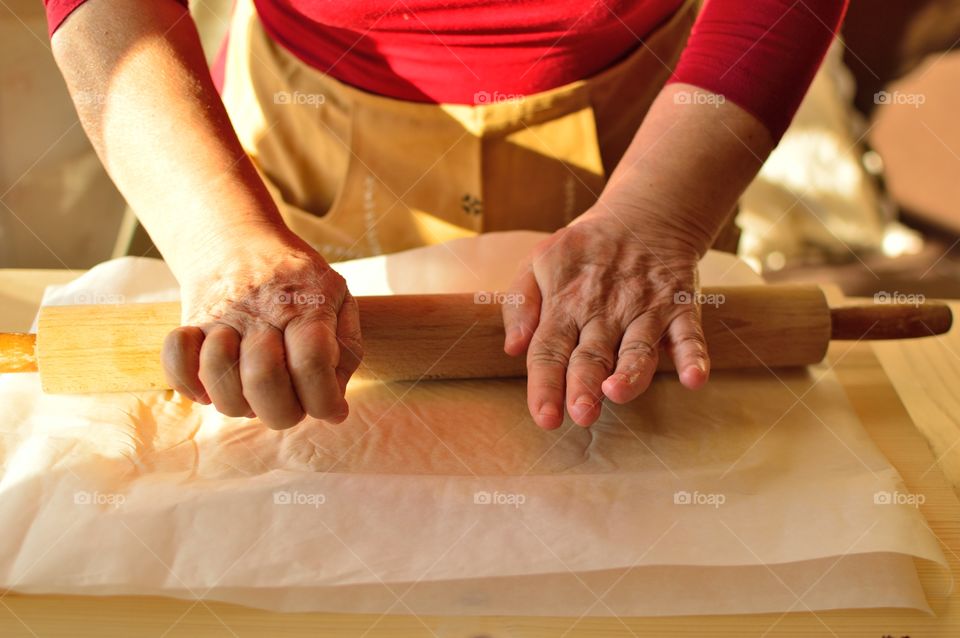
[
  {"x1": 687, "y1": 360, "x2": 708, "y2": 379},
  {"x1": 681, "y1": 361, "x2": 709, "y2": 389},
  {"x1": 570, "y1": 396, "x2": 597, "y2": 419},
  {"x1": 537, "y1": 403, "x2": 562, "y2": 427},
  {"x1": 538, "y1": 403, "x2": 560, "y2": 419}
]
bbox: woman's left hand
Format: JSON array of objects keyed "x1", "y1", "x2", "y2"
[{"x1": 501, "y1": 208, "x2": 712, "y2": 429}]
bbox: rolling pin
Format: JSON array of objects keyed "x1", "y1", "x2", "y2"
[{"x1": 0, "y1": 285, "x2": 951, "y2": 394}]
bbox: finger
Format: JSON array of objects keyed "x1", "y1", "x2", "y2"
[
  {"x1": 502, "y1": 265, "x2": 542, "y2": 357},
  {"x1": 667, "y1": 308, "x2": 710, "y2": 390},
  {"x1": 526, "y1": 316, "x2": 577, "y2": 430},
  {"x1": 601, "y1": 313, "x2": 662, "y2": 404},
  {"x1": 284, "y1": 310, "x2": 345, "y2": 423},
  {"x1": 199, "y1": 324, "x2": 252, "y2": 418},
  {"x1": 566, "y1": 320, "x2": 617, "y2": 427},
  {"x1": 334, "y1": 292, "x2": 363, "y2": 400},
  {"x1": 240, "y1": 324, "x2": 305, "y2": 430},
  {"x1": 161, "y1": 326, "x2": 209, "y2": 404}
]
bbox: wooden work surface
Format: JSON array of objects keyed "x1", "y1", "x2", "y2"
[{"x1": 1, "y1": 268, "x2": 959, "y2": 637}]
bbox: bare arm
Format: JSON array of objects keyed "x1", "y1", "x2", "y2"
[
  {"x1": 52, "y1": 0, "x2": 361, "y2": 429},
  {"x1": 597, "y1": 84, "x2": 774, "y2": 253},
  {"x1": 51, "y1": 0, "x2": 282, "y2": 273}
]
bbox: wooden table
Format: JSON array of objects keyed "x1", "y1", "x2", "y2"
[{"x1": 1, "y1": 268, "x2": 959, "y2": 637}]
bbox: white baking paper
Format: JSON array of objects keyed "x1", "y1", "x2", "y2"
[{"x1": 0, "y1": 231, "x2": 947, "y2": 616}]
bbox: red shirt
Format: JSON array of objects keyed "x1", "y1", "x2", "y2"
[{"x1": 44, "y1": 0, "x2": 847, "y2": 139}]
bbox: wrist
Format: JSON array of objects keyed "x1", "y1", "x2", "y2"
[
  {"x1": 589, "y1": 191, "x2": 722, "y2": 258},
  {"x1": 164, "y1": 216, "x2": 308, "y2": 284}
]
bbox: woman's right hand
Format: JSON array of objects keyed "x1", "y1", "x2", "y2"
[
  {"x1": 51, "y1": 0, "x2": 360, "y2": 430},
  {"x1": 161, "y1": 227, "x2": 362, "y2": 429}
]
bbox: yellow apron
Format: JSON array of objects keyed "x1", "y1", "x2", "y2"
[{"x1": 220, "y1": 0, "x2": 699, "y2": 261}]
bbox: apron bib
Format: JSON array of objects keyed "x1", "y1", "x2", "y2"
[{"x1": 221, "y1": 0, "x2": 699, "y2": 261}]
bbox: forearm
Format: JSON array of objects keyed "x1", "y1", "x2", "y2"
[
  {"x1": 51, "y1": 0, "x2": 290, "y2": 278},
  {"x1": 593, "y1": 83, "x2": 775, "y2": 255}
]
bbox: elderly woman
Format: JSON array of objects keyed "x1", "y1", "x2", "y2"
[{"x1": 46, "y1": 0, "x2": 847, "y2": 429}]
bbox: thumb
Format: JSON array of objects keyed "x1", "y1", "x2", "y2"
[{"x1": 501, "y1": 265, "x2": 542, "y2": 356}]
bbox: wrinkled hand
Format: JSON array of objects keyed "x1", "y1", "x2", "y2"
[
  {"x1": 162, "y1": 230, "x2": 362, "y2": 429},
  {"x1": 502, "y1": 211, "x2": 710, "y2": 429}
]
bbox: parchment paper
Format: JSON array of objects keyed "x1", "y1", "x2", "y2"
[{"x1": 0, "y1": 231, "x2": 947, "y2": 616}]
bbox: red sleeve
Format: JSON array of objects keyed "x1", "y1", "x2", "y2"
[
  {"x1": 669, "y1": 0, "x2": 849, "y2": 140},
  {"x1": 43, "y1": 0, "x2": 190, "y2": 37}
]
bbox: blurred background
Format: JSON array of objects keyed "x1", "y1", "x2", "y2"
[{"x1": 1, "y1": 0, "x2": 959, "y2": 300}]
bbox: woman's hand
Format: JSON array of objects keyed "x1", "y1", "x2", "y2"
[
  {"x1": 162, "y1": 227, "x2": 362, "y2": 430},
  {"x1": 501, "y1": 83, "x2": 775, "y2": 429},
  {"x1": 502, "y1": 208, "x2": 711, "y2": 429},
  {"x1": 52, "y1": 0, "x2": 362, "y2": 430}
]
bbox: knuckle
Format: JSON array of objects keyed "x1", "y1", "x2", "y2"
[
  {"x1": 282, "y1": 300, "x2": 336, "y2": 326},
  {"x1": 288, "y1": 353, "x2": 336, "y2": 379},
  {"x1": 196, "y1": 367, "x2": 221, "y2": 390},
  {"x1": 528, "y1": 347, "x2": 570, "y2": 368},
  {"x1": 619, "y1": 339, "x2": 658, "y2": 361},
  {"x1": 238, "y1": 349, "x2": 281, "y2": 386},
  {"x1": 569, "y1": 345, "x2": 615, "y2": 370},
  {"x1": 646, "y1": 295, "x2": 678, "y2": 317},
  {"x1": 674, "y1": 331, "x2": 707, "y2": 350},
  {"x1": 162, "y1": 327, "x2": 186, "y2": 351},
  {"x1": 322, "y1": 268, "x2": 348, "y2": 292},
  {"x1": 161, "y1": 349, "x2": 187, "y2": 380},
  {"x1": 530, "y1": 375, "x2": 565, "y2": 392},
  {"x1": 163, "y1": 328, "x2": 198, "y2": 361},
  {"x1": 672, "y1": 304, "x2": 702, "y2": 321},
  {"x1": 199, "y1": 357, "x2": 236, "y2": 384},
  {"x1": 201, "y1": 336, "x2": 237, "y2": 364},
  {"x1": 241, "y1": 366, "x2": 276, "y2": 392}
]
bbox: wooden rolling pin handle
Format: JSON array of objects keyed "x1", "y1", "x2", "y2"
[
  {"x1": 830, "y1": 302, "x2": 953, "y2": 340},
  {"x1": 0, "y1": 333, "x2": 37, "y2": 373}
]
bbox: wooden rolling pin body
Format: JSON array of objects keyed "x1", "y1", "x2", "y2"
[
  {"x1": 5, "y1": 284, "x2": 948, "y2": 394},
  {"x1": 26, "y1": 285, "x2": 835, "y2": 394}
]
